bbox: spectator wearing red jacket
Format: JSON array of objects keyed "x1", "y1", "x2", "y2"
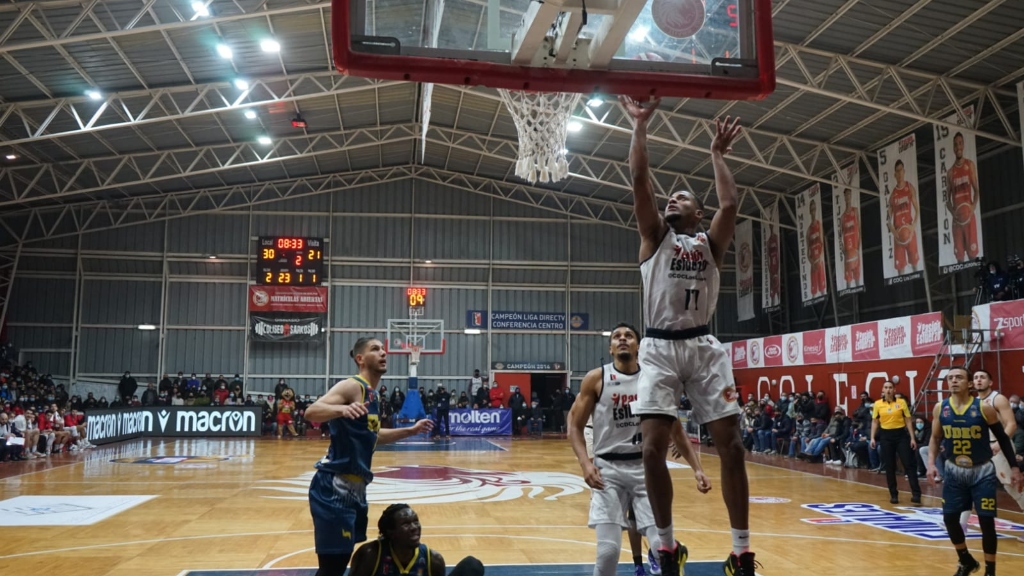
[
  {"x1": 213, "y1": 383, "x2": 230, "y2": 405},
  {"x1": 489, "y1": 383, "x2": 505, "y2": 408}
]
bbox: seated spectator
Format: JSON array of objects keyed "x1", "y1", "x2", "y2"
[
  {"x1": 457, "y1": 392, "x2": 469, "y2": 409},
  {"x1": 98, "y1": 396, "x2": 109, "y2": 408},
  {"x1": 913, "y1": 416, "x2": 930, "y2": 475},
  {"x1": 528, "y1": 401, "x2": 544, "y2": 434},
  {"x1": 19, "y1": 408, "x2": 42, "y2": 458},
  {"x1": 84, "y1": 393, "x2": 98, "y2": 409},
  {"x1": 141, "y1": 384, "x2": 158, "y2": 406},
  {"x1": 0, "y1": 411, "x2": 26, "y2": 461},
  {"x1": 755, "y1": 406, "x2": 773, "y2": 453},
  {"x1": 770, "y1": 410, "x2": 793, "y2": 455},
  {"x1": 172, "y1": 392, "x2": 185, "y2": 406},
  {"x1": 213, "y1": 383, "x2": 229, "y2": 405},
  {"x1": 473, "y1": 384, "x2": 489, "y2": 409},
  {"x1": 489, "y1": 383, "x2": 505, "y2": 409}
]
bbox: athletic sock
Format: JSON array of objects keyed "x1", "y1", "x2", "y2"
[
  {"x1": 731, "y1": 528, "x2": 750, "y2": 555},
  {"x1": 956, "y1": 547, "x2": 973, "y2": 563},
  {"x1": 656, "y1": 525, "x2": 675, "y2": 550},
  {"x1": 633, "y1": 555, "x2": 643, "y2": 567},
  {"x1": 985, "y1": 560, "x2": 995, "y2": 575}
]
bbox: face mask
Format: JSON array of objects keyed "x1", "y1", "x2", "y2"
[
  {"x1": 1011, "y1": 403, "x2": 1019, "y2": 410},
  {"x1": 915, "y1": 423, "x2": 924, "y2": 430}
]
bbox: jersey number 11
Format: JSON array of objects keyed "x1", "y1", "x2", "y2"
[{"x1": 683, "y1": 288, "x2": 701, "y2": 310}]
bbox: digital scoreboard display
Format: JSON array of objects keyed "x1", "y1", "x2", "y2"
[
  {"x1": 407, "y1": 286, "x2": 427, "y2": 308},
  {"x1": 257, "y1": 237, "x2": 324, "y2": 285}
]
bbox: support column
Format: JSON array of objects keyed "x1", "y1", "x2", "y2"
[
  {"x1": 70, "y1": 234, "x2": 83, "y2": 386},
  {"x1": 156, "y1": 220, "x2": 170, "y2": 380}
]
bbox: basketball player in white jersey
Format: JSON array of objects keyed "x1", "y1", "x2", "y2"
[
  {"x1": 963, "y1": 369, "x2": 1024, "y2": 541},
  {"x1": 569, "y1": 323, "x2": 711, "y2": 576},
  {"x1": 620, "y1": 96, "x2": 754, "y2": 576}
]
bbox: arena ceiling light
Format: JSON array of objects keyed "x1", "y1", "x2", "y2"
[
  {"x1": 216, "y1": 43, "x2": 233, "y2": 59},
  {"x1": 586, "y1": 97, "x2": 603, "y2": 107},
  {"x1": 85, "y1": 89, "x2": 102, "y2": 101},
  {"x1": 191, "y1": 2, "x2": 210, "y2": 17},
  {"x1": 244, "y1": 109, "x2": 257, "y2": 119},
  {"x1": 257, "y1": 135, "x2": 272, "y2": 145},
  {"x1": 567, "y1": 120, "x2": 582, "y2": 132},
  {"x1": 601, "y1": 331, "x2": 612, "y2": 336},
  {"x1": 464, "y1": 329, "x2": 482, "y2": 335},
  {"x1": 4, "y1": 154, "x2": 15, "y2": 160},
  {"x1": 261, "y1": 39, "x2": 281, "y2": 53},
  {"x1": 137, "y1": 324, "x2": 157, "y2": 331},
  {"x1": 233, "y1": 78, "x2": 250, "y2": 90}
]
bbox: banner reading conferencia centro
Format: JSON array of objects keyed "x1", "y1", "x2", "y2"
[
  {"x1": 466, "y1": 311, "x2": 589, "y2": 331},
  {"x1": 447, "y1": 409, "x2": 512, "y2": 436},
  {"x1": 86, "y1": 406, "x2": 262, "y2": 445}
]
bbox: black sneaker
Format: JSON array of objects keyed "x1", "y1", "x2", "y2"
[
  {"x1": 954, "y1": 555, "x2": 980, "y2": 576},
  {"x1": 890, "y1": 495, "x2": 899, "y2": 504},
  {"x1": 910, "y1": 494, "x2": 921, "y2": 504},
  {"x1": 657, "y1": 541, "x2": 688, "y2": 576},
  {"x1": 724, "y1": 552, "x2": 759, "y2": 576}
]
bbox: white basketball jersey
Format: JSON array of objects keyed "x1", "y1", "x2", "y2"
[
  {"x1": 590, "y1": 363, "x2": 642, "y2": 456},
  {"x1": 980, "y1": 389, "x2": 1001, "y2": 443},
  {"x1": 641, "y1": 230, "x2": 720, "y2": 331}
]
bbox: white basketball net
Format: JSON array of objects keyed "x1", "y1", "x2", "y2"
[{"x1": 498, "y1": 89, "x2": 582, "y2": 184}]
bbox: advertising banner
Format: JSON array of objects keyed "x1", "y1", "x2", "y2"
[
  {"x1": 250, "y1": 314, "x2": 325, "y2": 342},
  {"x1": 832, "y1": 163, "x2": 864, "y2": 296},
  {"x1": 935, "y1": 106, "x2": 984, "y2": 274},
  {"x1": 248, "y1": 286, "x2": 328, "y2": 313},
  {"x1": 85, "y1": 406, "x2": 262, "y2": 445},
  {"x1": 467, "y1": 311, "x2": 589, "y2": 331},
  {"x1": 762, "y1": 335, "x2": 783, "y2": 367},
  {"x1": 447, "y1": 409, "x2": 512, "y2": 436},
  {"x1": 761, "y1": 201, "x2": 782, "y2": 313},
  {"x1": 972, "y1": 299, "x2": 1024, "y2": 351},
  {"x1": 1019, "y1": 81, "x2": 1024, "y2": 171},
  {"x1": 735, "y1": 219, "x2": 755, "y2": 321},
  {"x1": 491, "y1": 361, "x2": 565, "y2": 371},
  {"x1": 878, "y1": 134, "x2": 924, "y2": 285},
  {"x1": 796, "y1": 184, "x2": 828, "y2": 306}
]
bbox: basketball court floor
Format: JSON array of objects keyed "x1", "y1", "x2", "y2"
[{"x1": 2, "y1": 436, "x2": 1023, "y2": 575}]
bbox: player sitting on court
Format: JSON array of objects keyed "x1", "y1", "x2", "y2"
[{"x1": 347, "y1": 503, "x2": 485, "y2": 576}]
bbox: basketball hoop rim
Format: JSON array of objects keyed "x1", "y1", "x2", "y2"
[{"x1": 383, "y1": 338, "x2": 447, "y2": 356}]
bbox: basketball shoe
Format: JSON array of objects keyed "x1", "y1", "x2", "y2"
[
  {"x1": 953, "y1": 554, "x2": 980, "y2": 576},
  {"x1": 657, "y1": 541, "x2": 687, "y2": 576},
  {"x1": 648, "y1": 548, "x2": 662, "y2": 575},
  {"x1": 723, "y1": 551, "x2": 759, "y2": 576}
]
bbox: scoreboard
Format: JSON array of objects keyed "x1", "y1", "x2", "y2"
[{"x1": 256, "y1": 237, "x2": 324, "y2": 285}]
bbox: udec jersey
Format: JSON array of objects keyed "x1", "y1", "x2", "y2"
[
  {"x1": 315, "y1": 376, "x2": 381, "y2": 482},
  {"x1": 940, "y1": 396, "x2": 993, "y2": 468},
  {"x1": 371, "y1": 543, "x2": 434, "y2": 576},
  {"x1": 641, "y1": 230, "x2": 719, "y2": 331},
  {"x1": 591, "y1": 364, "x2": 641, "y2": 457}
]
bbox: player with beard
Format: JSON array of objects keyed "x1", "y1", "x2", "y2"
[
  {"x1": 927, "y1": 367, "x2": 1023, "y2": 576},
  {"x1": 620, "y1": 95, "x2": 755, "y2": 576},
  {"x1": 887, "y1": 159, "x2": 921, "y2": 274},
  {"x1": 569, "y1": 323, "x2": 711, "y2": 576},
  {"x1": 945, "y1": 132, "x2": 980, "y2": 263},
  {"x1": 305, "y1": 337, "x2": 434, "y2": 576},
  {"x1": 962, "y1": 369, "x2": 1023, "y2": 541}
]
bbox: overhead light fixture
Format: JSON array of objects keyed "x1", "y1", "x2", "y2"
[
  {"x1": 4, "y1": 154, "x2": 16, "y2": 160},
  {"x1": 257, "y1": 135, "x2": 272, "y2": 145},
  {"x1": 560, "y1": 148, "x2": 569, "y2": 155},
  {"x1": 567, "y1": 120, "x2": 583, "y2": 132},
  {"x1": 587, "y1": 97, "x2": 603, "y2": 107},
  {"x1": 233, "y1": 78, "x2": 249, "y2": 90},
  {"x1": 207, "y1": 255, "x2": 217, "y2": 259},
  {"x1": 191, "y1": 2, "x2": 210, "y2": 17},
  {"x1": 260, "y1": 39, "x2": 281, "y2": 53},
  {"x1": 601, "y1": 331, "x2": 612, "y2": 336},
  {"x1": 424, "y1": 260, "x2": 432, "y2": 264},
  {"x1": 464, "y1": 329, "x2": 482, "y2": 335},
  {"x1": 137, "y1": 324, "x2": 157, "y2": 331},
  {"x1": 216, "y1": 43, "x2": 233, "y2": 59},
  {"x1": 628, "y1": 26, "x2": 649, "y2": 43},
  {"x1": 244, "y1": 109, "x2": 257, "y2": 119},
  {"x1": 85, "y1": 89, "x2": 102, "y2": 101},
  {"x1": 291, "y1": 115, "x2": 307, "y2": 128}
]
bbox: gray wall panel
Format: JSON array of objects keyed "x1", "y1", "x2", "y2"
[
  {"x1": 421, "y1": 288, "x2": 487, "y2": 329},
  {"x1": 491, "y1": 334, "x2": 567, "y2": 363},
  {"x1": 572, "y1": 223, "x2": 638, "y2": 263},
  {"x1": 412, "y1": 266, "x2": 489, "y2": 284},
  {"x1": 492, "y1": 289, "x2": 566, "y2": 312},
  {"x1": 168, "y1": 214, "x2": 250, "y2": 255},
  {"x1": 492, "y1": 220, "x2": 567, "y2": 261},
  {"x1": 570, "y1": 334, "x2": 612, "y2": 376},
  {"x1": 164, "y1": 330, "x2": 245, "y2": 376},
  {"x1": 492, "y1": 268, "x2": 567, "y2": 284},
  {"x1": 82, "y1": 225, "x2": 164, "y2": 253},
  {"x1": 19, "y1": 254, "x2": 76, "y2": 273},
  {"x1": 255, "y1": 194, "x2": 332, "y2": 213},
  {"x1": 333, "y1": 182, "x2": 411, "y2": 214},
  {"x1": 249, "y1": 342, "x2": 324, "y2": 375},
  {"x1": 81, "y1": 280, "x2": 161, "y2": 325},
  {"x1": 166, "y1": 283, "x2": 246, "y2": 326},
  {"x1": 82, "y1": 258, "x2": 162, "y2": 275},
  {"x1": 413, "y1": 185, "x2": 491, "y2": 216},
  {"x1": 7, "y1": 278, "x2": 75, "y2": 323},
  {"x1": 333, "y1": 264, "x2": 410, "y2": 281},
  {"x1": 21, "y1": 351, "x2": 71, "y2": 379},
  {"x1": 571, "y1": 291, "x2": 640, "y2": 331},
  {"x1": 571, "y1": 269, "x2": 640, "y2": 286},
  {"x1": 246, "y1": 377, "x2": 326, "y2": 398},
  {"x1": 252, "y1": 213, "x2": 330, "y2": 239},
  {"x1": 79, "y1": 327, "x2": 159, "y2": 374},
  {"x1": 414, "y1": 218, "x2": 489, "y2": 260},
  {"x1": 492, "y1": 200, "x2": 566, "y2": 220},
  {"x1": 332, "y1": 285, "x2": 407, "y2": 327},
  {"x1": 330, "y1": 331, "x2": 393, "y2": 373},
  {"x1": 6, "y1": 326, "x2": 72, "y2": 349},
  {"x1": 333, "y1": 216, "x2": 411, "y2": 259}
]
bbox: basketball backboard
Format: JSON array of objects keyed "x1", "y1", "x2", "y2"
[
  {"x1": 385, "y1": 319, "x2": 446, "y2": 355},
  {"x1": 333, "y1": 0, "x2": 775, "y2": 100}
]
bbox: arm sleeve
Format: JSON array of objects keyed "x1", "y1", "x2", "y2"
[{"x1": 989, "y1": 421, "x2": 1021, "y2": 471}]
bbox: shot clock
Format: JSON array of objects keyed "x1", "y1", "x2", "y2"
[{"x1": 257, "y1": 237, "x2": 324, "y2": 285}]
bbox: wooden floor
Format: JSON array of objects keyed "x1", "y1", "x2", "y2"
[{"x1": 2, "y1": 435, "x2": 1024, "y2": 575}]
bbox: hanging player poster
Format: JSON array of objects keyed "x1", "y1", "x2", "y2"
[
  {"x1": 1018, "y1": 82, "x2": 1024, "y2": 168},
  {"x1": 761, "y1": 201, "x2": 782, "y2": 313},
  {"x1": 877, "y1": 134, "x2": 924, "y2": 285},
  {"x1": 831, "y1": 163, "x2": 864, "y2": 296},
  {"x1": 934, "y1": 106, "x2": 984, "y2": 274},
  {"x1": 795, "y1": 184, "x2": 827, "y2": 306},
  {"x1": 735, "y1": 219, "x2": 755, "y2": 321}
]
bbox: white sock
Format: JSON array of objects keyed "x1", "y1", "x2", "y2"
[
  {"x1": 656, "y1": 525, "x2": 674, "y2": 551},
  {"x1": 731, "y1": 528, "x2": 750, "y2": 555}
]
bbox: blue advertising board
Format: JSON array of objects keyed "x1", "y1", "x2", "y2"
[
  {"x1": 447, "y1": 409, "x2": 512, "y2": 436},
  {"x1": 466, "y1": 310, "x2": 589, "y2": 331}
]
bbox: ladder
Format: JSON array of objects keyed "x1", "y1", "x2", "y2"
[{"x1": 911, "y1": 328, "x2": 986, "y2": 417}]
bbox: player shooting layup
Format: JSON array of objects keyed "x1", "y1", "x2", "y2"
[{"x1": 620, "y1": 96, "x2": 755, "y2": 576}]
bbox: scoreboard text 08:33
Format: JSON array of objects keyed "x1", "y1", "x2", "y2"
[{"x1": 257, "y1": 237, "x2": 324, "y2": 285}]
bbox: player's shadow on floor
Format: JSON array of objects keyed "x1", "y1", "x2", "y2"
[{"x1": 186, "y1": 561, "x2": 728, "y2": 576}]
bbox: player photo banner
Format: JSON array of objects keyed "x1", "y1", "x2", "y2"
[
  {"x1": 934, "y1": 106, "x2": 984, "y2": 274},
  {"x1": 761, "y1": 201, "x2": 782, "y2": 313},
  {"x1": 878, "y1": 134, "x2": 924, "y2": 285},
  {"x1": 831, "y1": 164, "x2": 865, "y2": 296},
  {"x1": 1018, "y1": 82, "x2": 1024, "y2": 168},
  {"x1": 735, "y1": 219, "x2": 755, "y2": 321},
  {"x1": 795, "y1": 184, "x2": 827, "y2": 306}
]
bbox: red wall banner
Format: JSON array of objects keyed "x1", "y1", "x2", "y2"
[{"x1": 248, "y1": 286, "x2": 328, "y2": 313}]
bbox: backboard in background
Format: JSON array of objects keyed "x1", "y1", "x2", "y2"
[
  {"x1": 385, "y1": 319, "x2": 446, "y2": 356},
  {"x1": 333, "y1": 0, "x2": 776, "y2": 100}
]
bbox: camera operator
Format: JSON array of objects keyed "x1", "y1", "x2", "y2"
[
  {"x1": 984, "y1": 261, "x2": 1011, "y2": 302},
  {"x1": 1007, "y1": 255, "x2": 1024, "y2": 300}
]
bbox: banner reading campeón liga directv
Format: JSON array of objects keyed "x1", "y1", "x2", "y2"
[
  {"x1": 877, "y1": 134, "x2": 923, "y2": 286},
  {"x1": 761, "y1": 201, "x2": 782, "y2": 313},
  {"x1": 735, "y1": 219, "x2": 755, "y2": 321},
  {"x1": 831, "y1": 163, "x2": 864, "y2": 296},
  {"x1": 795, "y1": 184, "x2": 827, "y2": 306},
  {"x1": 934, "y1": 106, "x2": 983, "y2": 274}
]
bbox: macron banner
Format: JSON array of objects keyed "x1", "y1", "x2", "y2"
[
  {"x1": 730, "y1": 312, "x2": 943, "y2": 369},
  {"x1": 447, "y1": 409, "x2": 512, "y2": 436},
  {"x1": 85, "y1": 406, "x2": 262, "y2": 445}
]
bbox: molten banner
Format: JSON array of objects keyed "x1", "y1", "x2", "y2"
[
  {"x1": 735, "y1": 219, "x2": 755, "y2": 321},
  {"x1": 934, "y1": 107, "x2": 983, "y2": 274},
  {"x1": 447, "y1": 409, "x2": 512, "y2": 436}
]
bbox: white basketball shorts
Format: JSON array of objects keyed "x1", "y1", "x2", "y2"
[{"x1": 588, "y1": 458, "x2": 655, "y2": 531}]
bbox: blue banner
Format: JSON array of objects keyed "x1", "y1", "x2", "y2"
[
  {"x1": 466, "y1": 310, "x2": 589, "y2": 331},
  {"x1": 447, "y1": 409, "x2": 512, "y2": 436}
]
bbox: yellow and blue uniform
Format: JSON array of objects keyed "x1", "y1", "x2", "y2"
[
  {"x1": 371, "y1": 543, "x2": 434, "y2": 576},
  {"x1": 939, "y1": 396, "x2": 999, "y2": 518},
  {"x1": 308, "y1": 376, "x2": 381, "y2": 554}
]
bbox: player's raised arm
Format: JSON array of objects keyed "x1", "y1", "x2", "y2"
[
  {"x1": 304, "y1": 378, "x2": 368, "y2": 422},
  {"x1": 619, "y1": 96, "x2": 667, "y2": 259},
  {"x1": 568, "y1": 367, "x2": 605, "y2": 490},
  {"x1": 706, "y1": 117, "x2": 742, "y2": 267}
]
